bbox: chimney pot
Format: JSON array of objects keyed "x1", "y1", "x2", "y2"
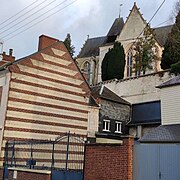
[{"x1": 9, "y1": 49, "x2": 13, "y2": 56}]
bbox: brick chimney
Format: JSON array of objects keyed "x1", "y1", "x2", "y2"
[
  {"x1": 2, "y1": 49, "x2": 15, "y2": 62},
  {"x1": 38, "y1": 35, "x2": 59, "y2": 51}
]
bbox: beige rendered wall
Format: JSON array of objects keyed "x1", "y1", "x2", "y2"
[
  {"x1": 161, "y1": 85, "x2": 180, "y2": 125},
  {"x1": 87, "y1": 106, "x2": 99, "y2": 138},
  {"x1": 0, "y1": 71, "x2": 10, "y2": 155}
]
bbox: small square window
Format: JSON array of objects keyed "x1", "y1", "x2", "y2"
[
  {"x1": 115, "y1": 121, "x2": 122, "y2": 133},
  {"x1": 103, "y1": 119, "x2": 110, "y2": 132}
]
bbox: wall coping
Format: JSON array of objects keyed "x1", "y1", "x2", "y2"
[
  {"x1": 91, "y1": 70, "x2": 171, "y2": 87},
  {"x1": 8, "y1": 167, "x2": 51, "y2": 174}
]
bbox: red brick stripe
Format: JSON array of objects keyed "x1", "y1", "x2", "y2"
[
  {"x1": 11, "y1": 79, "x2": 85, "y2": 97},
  {"x1": 13, "y1": 71, "x2": 81, "y2": 88},
  {"x1": 3, "y1": 136, "x2": 86, "y2": 143},
  {"x1": 4, "y1": 127, "x2": 86, "y2": 137},
  {"x1": 1, "y1": 157, "x2": 84, "y2": 164},
  {"x1": 9, "y1": 88, "x2": 87, "y2": 106},
  {"x1": 1, "y1": 147, "x2": 84, "y2": 154},
  {"x1": 8, "y1": 97, "x2": 88, "y2": 114},
  {"x1": 7, "y1": 107, "x2": 87, "y2": 122},
  {"x1": 23, "y1": 61, "x2": 79, "y2": 79},
  {"x1": 6, "y1": 116, "x2": 87, "y2": 130}
]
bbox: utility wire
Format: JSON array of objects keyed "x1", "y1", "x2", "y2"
[
  {"x1": 134, "y1": 0, "x2": 166, "y2": 41},
  {"x1": 154, "y1": 19, "x2": 172, "y2": 28},
  {"x1": 0, "y1": 0, "x2": 41, "y2": 27},
  {"x1": 0, "y1": 0, "x2": 49, "y2": 31},
  {"x1": 4, "y1": 0, "x2": 78, "y2": 42},
  {"x1": 0, "y1": 0, "x2": 57, "y2": 35},
  {"x1": 1, "y1": 0, "x2": 71, "y2": 40}
]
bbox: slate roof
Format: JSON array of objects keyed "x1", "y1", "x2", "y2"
[
  {"x1": 107, "y1": 17, "x2": 124, "y2": 37},
  {"x1": 153, "y1": 25, "x2": 173, "y2": 46},
  {"x1": 157, "y1": 75, "x2": 180, "y2": 88},
  {"x1": 78, "y1": 36, "x2": 107, "y2": 58},
  {"x1": 91, "y1": 86, "x2": 131, "y2": 105},
  {"x1": 78, "y1": 17, "x2": 124, "y2": 58},
  {"x1": 139, "y1": 124, "x2": 180, "y2": 143}
]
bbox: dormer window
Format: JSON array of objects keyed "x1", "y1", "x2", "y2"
[
  {"x1": 115, "y1": 121, "x2": 122, "y2": 133},
  {"x1": 103, "y1": 119, "x2": 110, "y2": 132}
]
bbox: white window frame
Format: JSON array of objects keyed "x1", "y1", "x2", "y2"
[
  {"x1": 102, "y1": 119, "x2": 110, "y2": 132},
  {"x1": 115, "y1": 121, "x2": 122, "y2": 133}
]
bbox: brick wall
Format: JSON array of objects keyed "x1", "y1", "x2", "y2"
[
  {"x1": 0, "y1": 168, "x2": 51, "y2": 180},
  {"x1": 84, "y1": 138, "x2": 134, "y2": 180}
]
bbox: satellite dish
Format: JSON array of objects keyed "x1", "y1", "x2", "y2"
[{"x1": 0, "y1": 54, "x2": 3, "y2": 61}]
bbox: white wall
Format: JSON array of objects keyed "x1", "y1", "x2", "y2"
[{"x1": 102, "y1": 71, "x2": 173, "y2": 104}]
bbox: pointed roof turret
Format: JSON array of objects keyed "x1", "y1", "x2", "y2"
[
  {"x1": 107, "y1": 17, "x2": 124, "y2": 37},
  {"x1": 106, "y1": 17, "x2": 124, "y2": 43}
]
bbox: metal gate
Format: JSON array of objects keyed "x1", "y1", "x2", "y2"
[
  {"x1": 51, "y1": 132, "x2": 85, "y2": 180},
  {"x1": 133, "y1": 144, "x2": 180, "y2": 180},
  {"x1": 4, "y1": 132, "x2": 85, "y2": 180}
]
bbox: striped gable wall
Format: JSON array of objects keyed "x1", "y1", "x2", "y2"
[{"x1": 0, "y1": 39, "x2": 91, "y2": 167}]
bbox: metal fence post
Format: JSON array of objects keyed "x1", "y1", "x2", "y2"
[
  {"x1": 65, "y1": 131, "x2": 70, "y2": 179},
  {"x1": 30, "y1": 141, "x2": 34, "y2": 169},
  {"x1": 51, "y1": 141, "x2": 55, "y2": 170},
  {"x1": 11, "y1": 140, "x2": 15, "y2": 167},
  {"x1": 4, "y1": 141, "x2": 9, "y2": 180}
]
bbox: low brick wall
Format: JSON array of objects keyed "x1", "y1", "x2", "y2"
[
  {"x1": 0, "y1": 168, "x2": 51, "y2": 180},
  {"x1": 84, "y1": 137, "x2": 134, "y2": 180}
]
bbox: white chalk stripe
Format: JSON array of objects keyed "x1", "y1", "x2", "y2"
[
  {"x1": 6, "y1": 111, "x2": 88, "y2": 126},
  {"x1": 18, "y1": 64, "x2": 83, "y2": 86},
  {"x1": 51, "y1": 48, "x2": 66, "y2": 56},
  {"x1": 9, "y1": 91, "x2": 88, "y2": 111},
  {"x1": 8, "y1": 101, "x2": 88, "y2": 118},
  {"x1": 12, "y1": 73, "x2": 84, "y2": 94},
  {"x1": 10, "y1": 82, "x2": 86, "y2": 102},
  {"x1": 5, "y1": 121, "x2": 87, "y2": 135}
]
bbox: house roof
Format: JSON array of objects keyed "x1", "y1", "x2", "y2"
[
  {"x1": 153, "y1": 25, "x2": 173, "y2": 46},
  {"x1": 157, "y1": 75, "x2": 180, "y2": 88},
  {"x1": 139, "y1": 124, "x2": 180, "y2": 143},
  {"x1": 78, "y1": 36, "x2": 107, "y2": 58},
  {"x1": 91, "y1": 86, "x2": 131, "y2": 105}
]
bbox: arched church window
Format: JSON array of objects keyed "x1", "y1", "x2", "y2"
[
  {"x1": 83, "y1": 61, "x2": 91, "y2": 83},
  {"x1": 127, "y1": 50, "x2": 133, "y2": 77}
]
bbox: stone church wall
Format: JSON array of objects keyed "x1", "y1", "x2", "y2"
[{"x1": 100, "y1": 71, "x2": 173, "y2": 104}]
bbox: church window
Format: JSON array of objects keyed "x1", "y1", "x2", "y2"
[
  {"x1": 83, "y1": 61, "x2": 91, "y2": 84},
  {"x1": 127, "y1": 50, "x2": 133, "y2": 77}
]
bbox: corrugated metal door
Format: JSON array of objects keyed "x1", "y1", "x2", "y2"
[
  {"x1": 160, "y1": 144, "x2": 180, "y2": 180},
  {"x1": 133, "y1": 144, "x2": 159, "y2": 180},
  {"x1": 133, "y1": 144, "x2": 180, "y2": 180}
]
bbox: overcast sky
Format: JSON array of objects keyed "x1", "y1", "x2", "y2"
[{"x1": 0, "y1": 0, "x2": 178, "y2": 59}]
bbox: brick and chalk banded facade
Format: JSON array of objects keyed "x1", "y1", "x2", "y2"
[{"x1": 0, "y1": 35, "x2": 94, "y2": 167}]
